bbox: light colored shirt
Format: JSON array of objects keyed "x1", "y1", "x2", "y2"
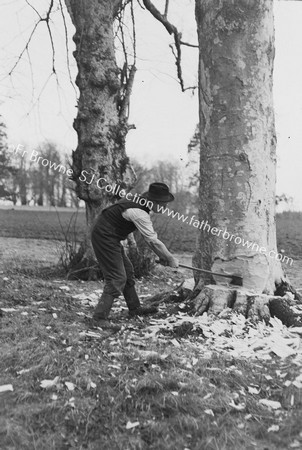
[
  {"x1": 122, "y1": 208, "x2": 157, "y2": 242},
  {"x1": 122, "y1": 208, "x2": 175, "y2": 263}
]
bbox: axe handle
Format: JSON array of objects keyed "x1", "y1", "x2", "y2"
[{"x1": 178, "y1": 263, "x2": 242, "y2": 281}]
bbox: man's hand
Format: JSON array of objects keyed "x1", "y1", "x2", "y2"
[
  {"x1": 167, "y1": 257, "x2": 179, "y2": 268},
  {"x1": 157, "y1": 258, "x2": 168, "y2": 266},
  {"x1": 157, "y1": 257, "x2": 178, "y2": 268}
]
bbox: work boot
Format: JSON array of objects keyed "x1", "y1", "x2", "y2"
[
  {"x1": 123, "y1": 285, "x2": 141, "y2": 310},
  {"x1": 93, "y1": 293, "x2": 115, "y2": 321},
  {"x1": 123, "y1": 284, "x2": 158, "y2": 317},
  {"x1": 128, "y1": 305, "x2": 158, "y2": 317},
  {"x1": 86, "y1": 317, "x2": 121, "y2": 332},
  {"x1": 95, "y1": 319, "x2": 121, "y2": 332}
]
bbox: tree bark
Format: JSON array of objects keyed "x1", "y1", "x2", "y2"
[
  {"x1": 194, "y1": 0, "x2": 284, "y2": 294},
  {"x1": 64, "y1": 0, "x2": 136, "y2": 279},
  {"x1": 142, "y1": 0, "x2": 301, "y2": 326}
]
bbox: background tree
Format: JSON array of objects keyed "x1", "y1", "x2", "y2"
[
  {"x1": 0, "y1": 117, "x2": 11, "y2": 183},
  {"x1": 12, "y1": 152, "x2": 29, "y2": 206},
  {"x1": 57, "y1": 154, "x2": 72, "y2": 207},
  {"x1": 4, "y1": 0, "x2": 195, "y2": 277},
  {"x1": 39, "y1": 142, "x2": 62, "y2": 207},
  {"x1": 3, "y1": 1, "x2": 137, "y2": 276},
  {"x1": 64, "y1": 0, "x2": 136, "y2": 278},
  {"x1": 29, "y1": 165, "x2": 45, "y2": 206},
  {"x1": 0, "y1": 116, "x2": 17, "y2": 203},
  {"x1": 129, "y1": 159, "x2": 152, "y2": 194}
]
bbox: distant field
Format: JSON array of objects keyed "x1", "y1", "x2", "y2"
[
  {"x1": 0, "y1": 208, "x2": 87, "y2": 242},
  {"x1": 276, "y1": 211, "x2": 302, "y2": 259},
  {"x1": 0, "y1": 208, "x2": 301, "y2": 258}
]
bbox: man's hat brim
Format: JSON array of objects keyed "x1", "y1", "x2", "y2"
[{"x1": 142, "y1": 192, "x2": 174, "y2": 203}]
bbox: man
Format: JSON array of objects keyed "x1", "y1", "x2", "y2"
[{"x1": 91, "y1": 182, "x2": 179, "y2": 329}]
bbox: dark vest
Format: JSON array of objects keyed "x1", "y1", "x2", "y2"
[{"x1": 99, "y1": 199, "x2": 151, "y2": 240}]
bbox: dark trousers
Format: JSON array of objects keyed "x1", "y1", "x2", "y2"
[{"x1": 91, "y1": 216, "x2": 139, "y2": 305}]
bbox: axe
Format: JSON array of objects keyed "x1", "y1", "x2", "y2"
[
  {"x1": 156, "y1": 260, "x2": 242, "y2": 286},
  {"x1": 178, "y1": 263, "x2": 243, "y2": 286}
]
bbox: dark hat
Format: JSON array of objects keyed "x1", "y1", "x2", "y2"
[{"x1": 142, "y1": 182, "x2": 174, "y2": 203}]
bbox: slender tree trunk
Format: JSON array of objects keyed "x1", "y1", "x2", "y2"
[
  {"x1": 59, "y1": 178, "x2": 67, "y2": 207},
  {"x1": 37, "y1": 192, "x2": 43, "y2": 206},
  {"x1": 64, "y1": 0, "x2": 136, "y2": 278},
  {"x1": 194, "y1": 0, "x2": 284, "y2": 294},
  {"x1": 17, "y1": 156, "x2": 28, "y2": 206}
]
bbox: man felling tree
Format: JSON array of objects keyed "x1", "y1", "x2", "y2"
[{"x1": 90, "y1": 182, "x2": 179, "y2": 330}]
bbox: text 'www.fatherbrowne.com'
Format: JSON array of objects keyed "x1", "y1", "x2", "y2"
[{"x1": 156, "y1": 204, "x2": 293, "y2": 266}]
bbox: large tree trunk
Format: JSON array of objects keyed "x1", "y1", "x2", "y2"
[
  {"x1": 136, "y1": 0, "x2": 301, "y2": 326},
  {"x1": 64, "y1": 0, "x2": 136, "y2": 279},
  {"x1": 194, "y1": 0, "x2": 284, "y2": 294}
]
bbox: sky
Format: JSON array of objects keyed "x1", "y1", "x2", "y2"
[{"x1": 0, "y1": 0, "x2": 301, "y2": 210}]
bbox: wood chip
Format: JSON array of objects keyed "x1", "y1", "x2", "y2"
[{"x1": 0, "y1": 384, "x2": 13, "y2": 393}]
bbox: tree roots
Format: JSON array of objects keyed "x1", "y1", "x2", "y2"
[{"x1": 147, "y1": 278, "x2": 302, "y2": 327}]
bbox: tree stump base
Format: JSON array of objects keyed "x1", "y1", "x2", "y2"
[
  {"x1": 193, "y1": 285, "x2": 236, "y2": 316},
  {"x1": 195, "y1": 285, "x2": 302, "y2": 326},
  {"x1": 246, "y1": 294, "x2": 271, "y2": 324},
  {"x1": 147, "y1": 278, "x2": 302, "y2": 327}
]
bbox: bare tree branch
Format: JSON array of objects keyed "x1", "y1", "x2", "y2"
[
  {"x1": 7, "y1": 0, "x2": 55, "y2": 77},
  {"x1": 118, "y1": 8, "x2": 129, "y2": 70},
  {"x1": 45, "y1": 1, "x2": 56, "y2": 75},
  {"x1": 180, "y1": 41, "x2": 198, "y2": 48},
  {"x1": 58, "y1": 0, "x2": 77, "y2": 96},
  {"x1": 137, "y1": 0, "x2": 145, "y2": 9},
  {"x1": 114, "y1": 0, "x2": 131, "y2": 19},
  {"x1": 23, "y1": 73, "x2": 53, "y2": 117},
  {"x1": 3, "y1": 0, "x2": 76, "y2": 130},
  {"x1": 130, "y1": 0, "x2": 136, "y2": 63},
  {"x1": 169, "y1": 44, "x2": 197, "y2": 92},
  {"x1": 114, "y1": 0, "x2": 137, "y2": 120},
  {"x1": 164, "y1": 0, "x2": 169, "y2": 19},
  {"x1": 6, "y1": 0, "x2": 78, "y2": 114},
  {"x1": 7, "y1": 21, "x2": 40, "y2": 76},
  {"x1": 63, "y1": 0, "x2": 75, "y2": 23},
  {"x1": 142, "y1": 0, "x2": 197, "y2": 92},
  {"x1": 142, "y1": 0, "x2": 177, "y2": 35},
  {"x1": 26, "y1": 47, "x2": 35, "y2": 105},
  {"x1": 25, "y1": 0, "x2": 42, "y2": 19},
  {"x1": 119, "y1": 65, "x2": 137, "y2": 120}
]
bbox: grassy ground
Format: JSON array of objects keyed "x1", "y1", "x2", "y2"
[
  {"x1": 1, "y1": 252, "x2": 302, "y2": 449},
  {"x1": 0, "y1": 208, "x2": 302, "y2": 258}
]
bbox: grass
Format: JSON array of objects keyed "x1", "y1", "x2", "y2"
[
  {"x1": 1, "y1": 258, "x2": 302, "y2": 449},
  {"x1": 0, "y1": 208, "x2": 302, "y2": 257}
]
